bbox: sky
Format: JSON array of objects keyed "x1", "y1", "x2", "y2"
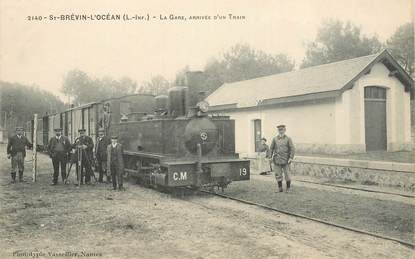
[{"x1": 0, "y1": 0, "x2": 413, "y2": 99}]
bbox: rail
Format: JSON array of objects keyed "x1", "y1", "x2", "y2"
[{"x1": 202, "y1": 190, "x2": 415, "y2": 249}]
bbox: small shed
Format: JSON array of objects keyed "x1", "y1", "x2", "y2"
[{"x1": 206, "y1": 50, "x2": 414, "y2": 156}]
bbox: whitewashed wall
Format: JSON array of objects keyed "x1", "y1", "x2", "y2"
[
  {"x1": 214, "y1": 62, "x2": 412, "y2": 155},
  {"x1": 345, "y1": 62, "x2": 412, "y2": 152},
  {"x1": 224, "y1": 99, "x2": 337, "y2": 157}
]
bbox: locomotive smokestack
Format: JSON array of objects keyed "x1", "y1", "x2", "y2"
[
  {"x1": 184, "y1": 71, "x2": 206, "y2": 107},
  {"x1": 168, "y1": 86, "x2": 189, "y2": 117}
]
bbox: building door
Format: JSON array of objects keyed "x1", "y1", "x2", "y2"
[
  {"x1": 364, "y1": 86, "x2": 387, "y2": 151},
  {"x1": 253, "y1": 119, "x2": 262, "y2": 152}
]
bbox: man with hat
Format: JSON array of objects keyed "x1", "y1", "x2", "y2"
[
  {"x1": 73, "y1": 129, "x2": 95, "y2": 185},
  {"x1": 48, "y1": 128, "x2": 72, "y2": 185},
  {"x1": 268, "y1": 124, "x2": 295, "y2": 192},
  {"x1": 95, "y1": 128, "x2": 111, "y2": 183},
  {"x1": 107, "y1": 135, "x2": 125, "y2": 191},
  {"x1": 6, "y1": 127, "x2": 32, "y2": 183}
]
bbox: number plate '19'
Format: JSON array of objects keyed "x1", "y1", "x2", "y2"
[{"x1": 239, "y1": 168, "x2": 248, "y2": 176}]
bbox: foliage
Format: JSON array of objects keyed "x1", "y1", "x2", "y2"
[
  {"x1": 386, "y1": 22, "x2": 414, "y2": 76},
  {"x1": 219, "y1": 44, "x2": 295, "y2": 82},
  {"x1": 62, "y1": 69, "x2": 138, "y2": 105},
  {"x1": 138, "y1": 75, "x2": 171, "y2": 95},
  {"x1": 204, "y1": 44, "x2": 294, "y2": 85},
  {"x1": 301, "y1": 20, "x2": 382, "y2": 68},
  {"x1": 0, "y1": 81, "x2": 64, "y2": 132},
  {"x1": 174, "y1": 44, "x2": 295, "y2": 104}
]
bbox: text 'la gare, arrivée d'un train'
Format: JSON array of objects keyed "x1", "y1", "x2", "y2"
[{"x1": 27, "y1": 13, "x2": 246, "y2": 22}]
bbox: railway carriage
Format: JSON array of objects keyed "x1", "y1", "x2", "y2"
[
  {"x1": 65, "y1": 102, "x2": 98, "y2": 144},
  {"x1": 37, "y1": 117, "x2": 45, "y2": 149},
  {"x1": 26, "y1": 94, "x2": 156, "y2": 149}
]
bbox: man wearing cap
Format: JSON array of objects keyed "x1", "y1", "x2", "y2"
[
  {"x1": 95, "y1": 128, "x2": 111, "y2": 183},
  {"x1": 48, "y1": 128, "x2": 72, "y2": 185},
  {"x1": 107, "y1": 135, "x2": 125, "y2": 191},
  {"x1": 269, "y1": 125, "x2": 295, "y2": 192},
  {"x1": 6, "y1": 127, "x2": 33, "y2": 183},
  {"x1": 73, "y1": 129, "x2": 95, "y2": 185}
]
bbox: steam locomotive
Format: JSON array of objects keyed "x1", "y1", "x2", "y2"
[
  {"x1": 26, "y1": 87, "x2": 250, "y2": 190},
  {"x1": 112, "y1": 87, "x2": 250, "y2": 190}
]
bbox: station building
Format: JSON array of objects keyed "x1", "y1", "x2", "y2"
[{"x1": 206, "y1": 50, "x2": 414, "y2": 156}]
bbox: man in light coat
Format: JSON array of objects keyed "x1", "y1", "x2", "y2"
[{"x1": 269, "y1": 125, "x2": 295, "y2": 192}]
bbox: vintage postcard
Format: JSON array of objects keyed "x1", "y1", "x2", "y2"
[{"x1": 0, "y1": 0, "x2": 414, "y2": 258}]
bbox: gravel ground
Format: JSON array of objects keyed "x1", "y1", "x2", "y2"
[
  {"x1": 0, "y1": 145, "x2": 413, "y2": 258},
  {"x1": 225, "y1": 174, "x2": 415, "y2": 243}
]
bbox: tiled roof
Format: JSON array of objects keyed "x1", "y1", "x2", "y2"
[{"x1": 206, "y1": 50, "x2": 413, "y2": 108}]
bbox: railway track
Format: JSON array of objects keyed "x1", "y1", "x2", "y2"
[
  {"x1": 202, "y1": 190, "x2": 415, "y2": 249},
  {"x1": 294, "y1": 179, "x2": 415, "y2": 198},
  {"x1": 254, "y1": 175, "x2": 415, "y2": 198}
]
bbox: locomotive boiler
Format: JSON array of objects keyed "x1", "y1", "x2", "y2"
[{"x1": 110, "y1": 86, "x2": 250, "y2": 190}]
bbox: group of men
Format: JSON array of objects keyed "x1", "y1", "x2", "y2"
[
  {"x1": 7, "y1": 124, "x2": 295, "y2": 193},
  {"x1": 6, "y1": 127, "x2": 125, "y2": 191}
]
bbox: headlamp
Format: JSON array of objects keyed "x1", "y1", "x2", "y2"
[{"x1": 196, "y1": 101, "x2": 209, "y2": 113}]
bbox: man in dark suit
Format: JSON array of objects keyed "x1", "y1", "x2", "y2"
[
  {"x1": 107, "y1": 135, "x2": 125, "y2": 191},
  {"x1": 48, "y1": 128, "x2": 72, "y2": 185},
  {"x1": 95, "y1": 128, "x2": 111, "y2": 183},
  {"x1": 73, "y1": 129, "x2": 94, "y2": 185},
  {"x1": 6, "y1": 126, "x2": 32, "y2": 183}
]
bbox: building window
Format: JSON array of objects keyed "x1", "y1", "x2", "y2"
[{"x1": 364, "y1": 86, "x2": 386, "y2": 99}]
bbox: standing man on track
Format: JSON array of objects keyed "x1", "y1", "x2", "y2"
[
  {"x1": 269, "y1": 125, "x2": 295, "y2": 193},
  {"x1": 107, "y1": 135, "x2": 125, "y2": 191},
  {"x1": 73, "y1": 129, "x2": 95, "y2": 185},
  {"x1": 95, "y1": 128, "x2": 111, "y2": 183},
  {"x1": 6, "y1": 126, "x2": 32, "y2": 183},
  {"x1": 48, "y1": 128, "x2": 72, "y2": 185}
]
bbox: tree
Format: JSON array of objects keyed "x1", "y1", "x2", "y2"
[
  {"x1": 301, "y1": 20, "x2": 382, "y2": 68},
  {"x1": 386, "y1": 22, "x2": 414, "y2": 76},
  {"x1": 0, "y1": 81, "x2": 64, "y2": 132},
  {"x1": 211, "y1": 44, "x2": 295, "y2": 83},
  {"x1": 172, "y1": 44, "x2": 294, "y2": 105},
  {"x1": 139, "y1": 75, "x2": 171, "y2": 95},
  {"x1": 62, "y1": 69, "x2": 138, "y2": 105},
  {"x1": 62, "y1": 69, "x2": 97, "y2": 105},
  {"x1": 192, "y1": 44, "x2": 294, "y2": 95}
]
